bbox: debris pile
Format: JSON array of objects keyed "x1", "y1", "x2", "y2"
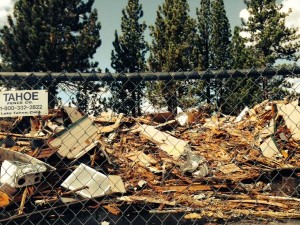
[{"x1": 0, "y1": 101, "x2": 300, "y2": 222}]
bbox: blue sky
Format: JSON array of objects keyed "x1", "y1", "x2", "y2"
[{"x1": 95, "y1": 0, "x2": 247, "y2": 71}]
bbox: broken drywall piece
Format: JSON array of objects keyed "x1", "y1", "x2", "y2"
[
  {"x1": 132, "y1": 125, "x2": 189, "y2": 160},
  {"x1": 260, "y1": 137, "x2": 281, "y2": 159},
  {"x1": 48, "y1": 115, "x2": 99, "y2": 159},
  {"x1": 137, "y1": 180, "x2": 147, "y2": 188},
  {"x1": 277, "y1": 101, "x2": 300, "y2": 141},
  {"x1": 101, "y1": 221, "x2": 110, "y2": 225},
  {"x1": 175, "y1": 108, "x2": 204, "y2": 127},
  {"x1": 62, "y1": 106, "x2": 83, "y2": 123},
  {"x1": 108, "y1": 175, "x2": 126, "y2": 194},
  {"x1": 61, "y1": 164, "x2": 110, "y2": 199},
  {"x1": 44, "y1": 120, "x2": 65, "y2": 133},
  {"x1": 193, "y1": 165, "x2": 209, "y2": 178},
  {"x1": 0, "y1": 160, "x2": 47, "y2": 188},
  {"x1": 235, "y1": 106, "x2": 250, "y2": 122},
  {"x1": 175, "y1": 111, "x2": 189, "y2": 126}
]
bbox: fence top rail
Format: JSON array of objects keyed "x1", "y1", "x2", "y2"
[{"x1": 0, "y1": 66, "x2": 300, "y2": 81}]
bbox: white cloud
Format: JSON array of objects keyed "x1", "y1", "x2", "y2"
[
  {"x1": 282, "y1": 78, "x2": 300, "y2": 94},
  {"x1": 0, "y1": 0, "x2": 15, "y2": 28},
  {"x1": 281, "y1": 0, "x2": 300, "y2": 29},
  {"x1": 240, "y1": 0, "x2": 300, "y2": 30},
  {"x1": 239, "y1": 8, "x2": 250, "y2": 24}
]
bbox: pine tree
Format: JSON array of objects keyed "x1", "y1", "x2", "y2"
[
  {"x1": 148, "y1": 0, "x2": 199, "y2": 113},
  {"x1": 210, "y1": 0, "x2": 231, "y2": 108},
  {"x1": 220, "y1": 26, "x2": 264, "y2": 115},
  {"x1": 210, "y1": 0, "x2": 231, "y2": 69},
  {"x1": 197, "y1": 0, "x2": 211, "y2": 70},
  {"x1": 196, "y1": 0, "x2": 231, "y2": 106},
  {"x1": 222, "y1": 0, "x2": 300, "y2": 114},
  {"x1": 0, "y1": 0, "x2": 101, "y2": 108},
  {"x1": 230, "y1": 27, "x2": 257, "y2": 69},
  {"x1": 111, "y1": 0, "x2": 148, "y2": 116},
  {"x1": 242, "y1": 0, "x2": 300, "y2": 65}
]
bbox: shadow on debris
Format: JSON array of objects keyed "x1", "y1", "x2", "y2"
[{"x1": 1, "y1": 204, "x2": 209, "y2": 225}]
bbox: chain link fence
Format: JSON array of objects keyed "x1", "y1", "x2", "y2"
[{"x1": 0, "y1": 67, "x2": 300, "y2": 225}]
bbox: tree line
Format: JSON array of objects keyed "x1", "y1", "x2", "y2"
[{"x1": 0, "y1": 0, "x2": 299, "y2": 115}]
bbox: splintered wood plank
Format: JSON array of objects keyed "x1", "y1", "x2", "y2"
[
  {"x1": 27, "y1": 147, "x2": 58, "y2": 159},
  {"x1": 118, "y1": 196, "x2": 176, "y2": 206},
  {"x1": 97, "y1": 113, "x2": 123, "y2": 133},
  {"x1": 228, "y1": 199, "x2": 289, "y2": 209},
  {"x1": 231, "y1": 209, "x2": 300, "y2": 219},
  {"x1": 153, "y1": 184, "x2": 227, "y2": 192},
  {"x1": 18, "y1": 187, "x2": 28, "y2": 215}
]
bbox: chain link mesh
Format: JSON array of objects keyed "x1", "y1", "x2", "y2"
[{"x1": 0, "y1": 67, "x2": 299, "y2": 225}]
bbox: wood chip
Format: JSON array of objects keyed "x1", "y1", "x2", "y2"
[
  {"x1": 103, "y1": 205, "x2": 121, "y2": 215},
  {"x1": 218, "y1": 163, "x2": 242, "y2": 174}
]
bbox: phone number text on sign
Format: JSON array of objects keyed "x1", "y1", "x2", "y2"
[{"x1": 0, "y1": 90, "x2": 48, "y2": 117}]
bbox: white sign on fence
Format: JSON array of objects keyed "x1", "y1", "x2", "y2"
[{"x1": 0, "y1": 90, "x2": 48, "y2": 117}]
